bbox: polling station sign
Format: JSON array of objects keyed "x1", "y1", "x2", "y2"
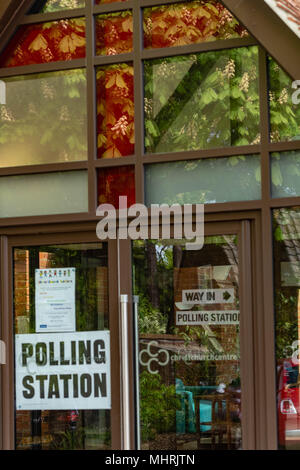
[
  {"x1": 15, "y1": 331, "x2": 111, "y2": 411},
  {"x1": 176, "y1": 311, "x2": 240, "y2": 326}
]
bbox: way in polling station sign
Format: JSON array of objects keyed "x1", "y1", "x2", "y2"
[{"x1": 15, "y1": 331, "x2": 111, "y2": 411}]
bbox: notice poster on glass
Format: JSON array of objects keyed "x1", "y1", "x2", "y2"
[{"x1": 35, "y1": 268, "x2": 76, "y2": 333}]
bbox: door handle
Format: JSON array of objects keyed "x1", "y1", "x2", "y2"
[
  {"x1": 120, "y1": 294, "x2": 130, "y2": 450},
  {"x1": 132, "y1": 295, "x2": 140, "y2": 450}
]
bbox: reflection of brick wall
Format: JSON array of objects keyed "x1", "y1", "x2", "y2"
[{"x1": 14, "y1": 249, "x2": 30, "y2": 334}]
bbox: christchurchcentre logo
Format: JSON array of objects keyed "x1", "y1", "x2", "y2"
[{"x1": 96, "y1": 196, "x2": 204, "y2": 250}]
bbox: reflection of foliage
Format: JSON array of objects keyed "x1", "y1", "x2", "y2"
[
  {"x1": 96, "y1": 11, "x2": 133, "y2": 56},
  {"x1": 97, "y1": 63, "x2": 134, "y2": 159},
  {"x1": 144, "y1": 47, "x2": 260, "y2": 153},
  {"x1": 138, "y1": 294, "x2": 168, "y2": 334},
  {"x1": 144, "y1": 0, "x2": 247, "y2": 49},
  {"x1": 275, "y1": 291, "x2": 298, "y2": 360},
  {"x1": 269, "y1": 58, "x2": 300, "y2": 143},
  {"x1": 0, "y1": 18, "x2": 86, "y2": 67},
  {"x1": 30, "y1": 0, "x2": 85, "y2": 13},
  {"x1": 0, "y1": 70, "x2": 87, "y2": 166},
  {"x1": 51, "y1": 427, "x2": 85, "y2": 450},
  {"x1": 140, "y1": 371, "x2": 180, "y2": 441}
]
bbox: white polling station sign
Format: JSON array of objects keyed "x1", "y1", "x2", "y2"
[
  {"x1": 15, "y1": 331, "x2": 111, "y2": 411},
  {"x1": 182, "y1": 288, "x2": 235, "y2": 304},
  {"x1": 176, "y1": 311, "x2": 240, "y2": 325}
]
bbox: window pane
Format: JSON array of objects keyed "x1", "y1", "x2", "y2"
[
  {"x1": 145, "y1": 156, "x2": 261, "y2": 205},
  {"x1": 269, "y1": 58, "x2": 300, "y2": 143},
  {"x1": 28, "y1": 0, "x2": 85, "y2": 13},
  {"x1": 273, "y1": 207, "x2": 300, "y2": 449},
  {"x1": 14, "y1": 242, "x2": 111, "y2": 450},
  {"x1": 0, "y1": 70, "x2": 87, "y2": 167},
  {"x1": 272, "y1": 151, "x2": 300, "y2": 198},
  {"x1": 0, "y1": 19, "x2": 86, "y2": 67},
  {"x1": 0, "y1": 171, "x2": 88, "y2": 217},
  {"x1": 133, "y1": 236, "x2": 242, "y2": 450},
  {"x1": 97, "y1": 63, "x2": 134, "y2": 159},
  {"x1": 98, "y1": 166, "x2": 135, "y2": 208},
  {"x1": 144, "y1": 47, "x2": 260, "y2": 154},
  {"x1": 96, "y1": 11, "x2": 133, "y2": 56},
  {"x1": 143, "y1": 0, "x2": 248, "y2": 49}
]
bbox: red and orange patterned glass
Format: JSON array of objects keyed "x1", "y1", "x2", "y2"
[
  {"x1": 96, "y1": 11, "x2": 133, "y2": 56},
  {"x1": 97, "y1": 63, "x2": 134, "y2": 159},
  {"x1": 143, "y1": 0, "x2": 248, "y2": 49},
  {"x1": 98, "y1": 166, "x2": 135, "y2": 208},
  {"x1": 0, "y1": 18, "x2": 85, "y2": 67}
]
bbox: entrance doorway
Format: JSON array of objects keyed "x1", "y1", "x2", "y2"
[
  {"x1": 130, "y1": 221, "x2": 255, "y2": 450},
  {"x1": 2, "y1": 220, "x2": 256, "y2": 450}
]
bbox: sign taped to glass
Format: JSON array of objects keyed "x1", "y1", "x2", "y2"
[{"x1": 15, "y1": 331, "x2": 111, "y2": 411}]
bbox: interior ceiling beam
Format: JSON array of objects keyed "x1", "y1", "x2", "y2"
[{"x1": 223, "y1": 0, "x2": 300, "y2": 80}]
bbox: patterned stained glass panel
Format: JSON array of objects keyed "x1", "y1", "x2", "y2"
[
  {"x1": 28, "y1": 0, "x2": 85, "y2": 13},
  {"x1": 0, "y1": 18, "x2": 85, "y2": 67},
  {"x1": 96, "y1": 11, "x2": 133, "y2": 56},
  {"x1": 96, "y1": 63, "x2": 134, "y2": 159},
  {"x1": 143, "y1": 0, "x2": 248, "y2": 49},
  {"x1": 98, "y1": 166, "x2": 135, "y2": 208}
]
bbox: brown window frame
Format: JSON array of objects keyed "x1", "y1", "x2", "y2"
[{"x1": 0, "y1": 0, "x2": 298, "y2": 450}]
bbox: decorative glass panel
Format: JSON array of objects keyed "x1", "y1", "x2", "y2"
[
  {"x1": 0, "y1": 69, "x2": 87, "y2": 167},
  {"x1": 273, "y1": 207, "x2": 300, "y2": 450},
  {"x1": 272, "y1": 151, "x2": 300, "y2": 198},
  {"x1": 145, "y1": 156, "x2": 261, "y2": 205},
  {"x1": 144, "y1": 0, "x2": 248, "y2": 49},
  {"x1": 0, "y1": 171, "x2": 88, "y2": 217},
  {"x1": 269, "y1": 58, "x2": 300, "y2": 143},
  {"x1": 144, "y1": 47, "x2": 260, "y2": 154},
  {"x1": 97, "y1": 63, "x2": 134, "y2": 159},
  {"x1": 96, "y1": 11, "x2": 133, "y2": 56},
  {"x1": 98, "y1": 166, "x2": 135, "y2": 208},
  {"x1": 0, "y1": 19, "x2": 86, "y2": 67},
  {"x1": 28, "y1": 0, "x2": 85, "y2": 13}
]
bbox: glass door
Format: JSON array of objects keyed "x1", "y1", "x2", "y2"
[
  {"x1": 132, "y1": 221, "x2": 255, "y2": 450},
  {"x1": 6, "y1": 233, "x2": 120, "y2": 450}
]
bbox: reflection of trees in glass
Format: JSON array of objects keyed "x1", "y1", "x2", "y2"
[
  {"x1": 269, "y1": 58, "x2": 300, "y2": 143},
  {"x1": 0, "y1": 69, "x2": 87, "y2": 167},
  {"x1": 273, "y1": 208, "x2": 300, "y2": 361},
  {"x1": 144, "y1": 47, "x2": 260, "y2": 154},
  {"x1": 29, "y1": 0, "x2": 85, "y2": 14},
  {"x1": 139, "y1": 371, "x2": 180, "y2": 442}
]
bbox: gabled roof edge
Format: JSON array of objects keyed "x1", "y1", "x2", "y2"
[
  {"x1": 0, "y1": 0, "x2": 36, "y2": 54},
  {"x1": 223, "y1": 0, "x2": 300, "y2": 80}
]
